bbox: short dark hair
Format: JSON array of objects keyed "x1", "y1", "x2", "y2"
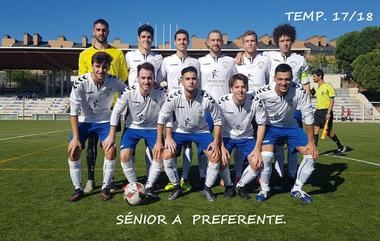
[
  {"x1": 230, "y1": 73, "x2": 248, "y2": 89},
  {"x1": 272, "y1": 24, "x2": 296, "y2": 46},
  {"x1": 181, "y1": 66, "x2": 198, "y2": 76},
  {"x1": 175, "y1": 29, "x2": 189, "y2": 40},
  {"x1": 242, "y1": 30, "x2": 257, "y2": 42},
  {"x1": 91, "y1": 52, "x2": 113, "y2": 65},
  {"x1": 138, "y1": 24, "x2": 154, "y2": 38},
  {"x1": 137, "y1": 62, "x2": 155, "y2": 79},
  {"x1": 93, "y1": 19, "x2": 109, "y2": 29},
  {"x1": 311, "y1": 69, "x2": 324, "y2": 79},
  {"x1": 275, "y1": 63, "x2": 293, "y2": 77},
  {"x1": 207, "y1": 29, "x2": 223, "y2": 40}
]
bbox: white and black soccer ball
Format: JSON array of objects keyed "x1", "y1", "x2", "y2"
[{"x1": 123, "y1": 182, "x2": 146, "y2": 205}]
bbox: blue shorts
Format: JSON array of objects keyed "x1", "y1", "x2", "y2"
[
  {"x1": 294, "y1": 110, "x2": 303, "y2": 128},
  {"x1": 205, "y1": 112, "x2": 214, "y2": 133},
  {"x1": 262, "y1": 126, "x2": 307, "y2": 153},
  {"x1": 173, "y1": 132, "x2": 213, "y2": 155},
  {"x1": 223, "y1": 138, "x2": 256, "y2": 160},
  {"x1": 120, "y1": 128, "x2": 157, "y2": 150},
  {"x1": 69, "y1": 122, "x2": 110, "y2": 146}
]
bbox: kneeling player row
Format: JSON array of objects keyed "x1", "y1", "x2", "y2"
[{"x1": 67, "y1": 53, "x2": 318, "y2": 204}]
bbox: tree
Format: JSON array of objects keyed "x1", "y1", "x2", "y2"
[
  {"x1": 351, "y1": 49, "x2": 380, "y2": 91},
  {"x1": 336, "y1": 26, "x2": 380, "y2": 71},
  {"x1": 307, "y1": 54, "x2": 339, "y2": 73}
]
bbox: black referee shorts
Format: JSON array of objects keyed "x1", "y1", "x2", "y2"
[{"x1": 314, "y1": 109, "x2": 333, "y2": 130}]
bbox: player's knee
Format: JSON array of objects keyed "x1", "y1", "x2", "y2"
[
  {"x1": 163, "y1": 149, "x2": 175, "y2": 160},
  {"x1": 120, "y1": 149, "x2": 133, "y2": 163},
  {"x1": 68, "y1": 148, "x2": 81, "y2": 161},
  {"x1": 104, "y1": 147, "x2": 116, "y2": 160}
]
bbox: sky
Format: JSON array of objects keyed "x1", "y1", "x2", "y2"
[{"x1": 1, "y1": 0, "x2": 379, "y2": 47}]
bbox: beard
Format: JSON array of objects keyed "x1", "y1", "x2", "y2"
[{"x1": 95, "y1": 35, "x2": 108, "y2": 44}]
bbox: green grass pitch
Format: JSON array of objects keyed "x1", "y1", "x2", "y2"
[{"x1": 0, "y1": 121, "x2": 379, "y2": 241}]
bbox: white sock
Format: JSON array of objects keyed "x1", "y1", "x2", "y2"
[
  {"x1": 182, "y1": 146, "x2": 192, "y2": 180},
  {"x1": 237, "y1": 165, "x2": 259, "y2": 188},
  {"x1": 205, "y1": 162, "x2": 220, "y2": 188},
  {"x1": 233, "y1": 149, "x2": 244, "y2": 178},
  {"x1": 292, "y1": 155, "x2": 314, "y2": 192},
  {"x1": 274, "y1": 145, "x2": 284, "y2": 177},
  {"x1": 102, "y1": 159, "x2": 115, "y2": 189},
  {"x1": 68, "y1": 159, "x2": 82, "y2": 190},
  {"x1": 198, "y1": 154, "x2": 208, "y2": 178},
  {"x1": 145, "y1": 146, "x2": 152, "y2": 177},
  {"x1": 219, "y1": 166, "x2": 233, "y2": 186},
  {"x1": 287, "y1": 150, "x2": 298, "y2": 178},
  {"x1": 102, "y1": 159, "x2": 106, "y2": 179},
  {"x1": 164, "y1": 158, "x2": 179, "y2": 185},
  {"x1": 145, "y1": 161, "x2": 163, "y2": 189},
  {"x1": 121, "y1": 160, "x2": 137, "y2": 184},
  {"x1": 260, "y1": 151, "x2": 273, "y2": 191}
]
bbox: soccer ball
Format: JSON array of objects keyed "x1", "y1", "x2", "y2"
[{"x1": 123, "y1": 182, "x2": 146, "y2": 205}]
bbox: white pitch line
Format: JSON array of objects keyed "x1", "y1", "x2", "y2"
[
  {"x1": 324, "y1": 154, "x2": 380, "y2": 167},
  {"x1": 0, "y1": 129, "x2": 70, "y2": 141}
]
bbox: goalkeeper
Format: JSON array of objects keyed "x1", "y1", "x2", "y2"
[{"x1": 312, "y1": 69, "x2": 347, "y2": 154}]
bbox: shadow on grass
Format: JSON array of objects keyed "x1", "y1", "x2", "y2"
[{"x1": 307, "y1": 162, "x2": 347, "y2": 195}]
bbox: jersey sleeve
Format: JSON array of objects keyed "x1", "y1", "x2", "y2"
[
  {"x1": 159, "y1": 58, "x2": 168, "y2": 81},
  {"x1": 327, "y1": 84, "x2": 336, "y2": 98},
  {"x1": 116, "y1": 78, "x2": 127, "y2": 94},
  {"x1": 296, "y1": 85, "x2": 314, "y2": 125},
  {"x1": 253, "y1": 96, "x2": 267, "y2": 125},
  {"x1": 231, "y1": 60, "x2": 239, "y2": 75},
  {"x1": 110, "y1": 87, "x2": 129, "y2": 126},
  {"x1": 204, "y1": 92, "x2": 222, "y2": 126},
  {"x1": 157, "y1": 96, "x2": 175, "y2": 125},
  {"x1": 69, "y1": 77, "x2": 84, "y2": 116}
]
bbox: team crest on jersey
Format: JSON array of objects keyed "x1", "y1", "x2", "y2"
[
  {"x1": 222, "y1": 61, "x2": 229, "y2": 69},
  {"x1": 212, "y1": 70, "x2": 218, "y2": 79},
  {"x1": 258, "y1": 61, "x2": 265, "y2": 69},
  {"x1": 185, "y1": 118, "x2": 191, "y2": 126}
]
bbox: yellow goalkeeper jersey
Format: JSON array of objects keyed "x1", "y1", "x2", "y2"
[{"x1": 78, "y1": 45, "x2": 128, "y2": 81}]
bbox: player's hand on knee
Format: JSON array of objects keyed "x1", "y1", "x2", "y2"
[
  {"x1": 306, "y1": 142, "x2": 319, "y2": 160},
  {"x1": 248, "y1": 151, "x2": 263, "y2": 171},
  {"x1": 68, "y1": 138, "x2": 81, "y2": 157},
  {"x1": 153, "y1": 142, "x2": 164, "y2": 160},
  {"x1": 102, "y1": 135, "x2": 115, "y2": 152},
  {"x1": 207, "y1": 142, "x2": 220, "y2": 161},
  {"x1": 164, "y1": 137, "x2": 176, "y2": 154}
]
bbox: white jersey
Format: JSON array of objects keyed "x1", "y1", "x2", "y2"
[
  {"x1": 218, "y1": 93, "x2": 267, "y2": 139},
  {"x1": 236, "y1": 54, "x2": 271, "y2": 93},
  {"x1": 160, "y1": 54, "x2": 200, "y2": 93},
  {"x1": 255, "y1": 82, "x2": 314, "y2": 128},
  {"x1": 125, "y1": 49, "x2": 163, "y2": 86},
  {"x1": 110, "y1": 84, "x2": 166, "y2": 129},
  {"x1": 158, "y1": 89, "x2": 222, "y2": 133},
  {"x1": 199, "y1": 54, "x2": 238, "y2": 100},
  {"x1": 263, "y1": 51, "x2": 309, "y2": 85},
  {"x1": 70, "y1": 73, "x2": 126, "y2": 123}
]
